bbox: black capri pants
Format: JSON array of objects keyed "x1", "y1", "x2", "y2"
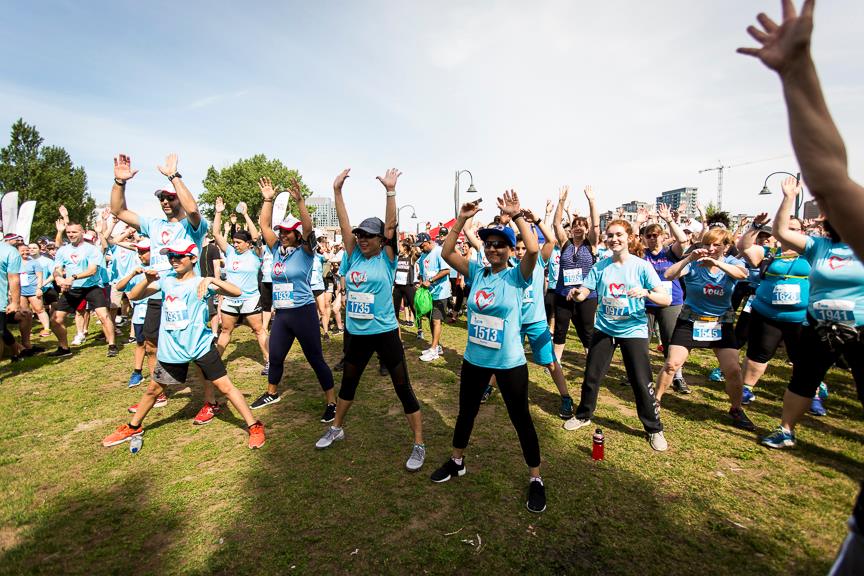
[
  {"x1": 646, "y1": 304, "x2": 682, "y2": 356},
  {"x1": 788, "y1": 318, "x2": 864, "y2": 404},
  {"x1": 339, "y1": 328, "x2": 420, "y2": 413},
  {"x1": 269, "y1": 303, "x2": 334, "y2": 391},
  {"x1": 745, "y1": 309, "x2": 802, "y2": 364},
  {"x1": 574, "y1": 331, "x2": 662, "y2": 434},
  {"x1": 392, "y1": 284, "x2": 415, "y2": 318},
  {"x1": 552, "y1": 293, "x2": 597, "y2": 349},
  {"x1": 453, "y1": 361, "x2": 541, "y2": 468}
]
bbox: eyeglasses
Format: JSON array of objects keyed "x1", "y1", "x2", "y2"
[
  {"x1": 484, "y1": 240, "x2": 510, "y2": 249},
  {"x1": 644, "y1": 233, "x2": 660, "y2": 239},
  {"x1": 166, "y1": 253, "x2": 189, "y2": 261},
  {"x1": 355, "y1": 231, "x2": 378, "y2": 240},
  {"x1": 158, "y1": 194, "x2": 177, "y2": 202}
]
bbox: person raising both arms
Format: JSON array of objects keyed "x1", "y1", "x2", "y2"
[
  {"x1": 101, "y1": 240, "x2": 264, "y2": 449},
  {"x1": 254, "y1": 177, "x2": 336, "y2": 419},
  {"x1": 433, "y1": 192, "x2": 548, "y2": 514},
  {"x1": 655, "y1": 227, "x2": 754, "y2": 431},
  {"x1": 315, "y1": 168, "x2": 426, "y2": 473},
  {"x1": 562, "y1": 219, "x2": 670, "y2": 451}
]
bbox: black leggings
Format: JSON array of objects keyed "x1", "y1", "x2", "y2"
[
  {"x1": 392, "y1": 284, "x2": 416, "y2": 318},
  {"x1": 340, "y1": 328, "x2": 420, "y2": 413},
  {"x1": 453, "y1": 361, "x2": 540, "y2": 468},
  {"x1": 788, "y1": 321, "x2": 864, "y2": 404},
  {"x1": 552, "y1": 293, "x2": 597, "y2": 348},
  {"x1": 574, "y1": 331, "x2": 663, "y2": 433},
  {"x1": 449, "y1": 278, "x2": 464, "y2": 314},
  {"x1": 646, "y1": 304, "x2": 682, "y2": 356},
  {"x1": 269, "y1": 303, "x2": 334, "y2": 391},
  {"x1": 745, "y1": 309, "x2": 802, "y2": 364}
]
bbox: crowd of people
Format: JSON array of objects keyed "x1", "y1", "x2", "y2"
[{"x1": 0, "y1": 9, "x2": 861, "y2": 561}]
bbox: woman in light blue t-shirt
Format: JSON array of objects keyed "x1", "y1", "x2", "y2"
[
  {"x1": 431, "y1": 191, "x2": 548, "y2": 515},
  {"x1": 314, "y1": 168, "x2": 425, "y2": 474},
  {"x1": 564, "y1": 219, "x2": 670, "y2": 451}
]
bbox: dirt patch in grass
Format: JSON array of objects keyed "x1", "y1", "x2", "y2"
[{"x1": 0, "y1": 525, "x2": 24, "y2": 552}]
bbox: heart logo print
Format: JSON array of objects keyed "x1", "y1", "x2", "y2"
[
  {"x1": 165, "y1": 295, "x2": 178, "y2": 303},
  {"x1": 232, "y1": 260, "x2": 239, "y2": 271},
  {"x1": 272, "y1": 262, "x2": 285, "y2": 277},
  {"x1": 609, "y1": 283, "x2": 626, "y2": 297},
  {"x1": 475, "y1": 289, "x2": 495, "y2": 310},
  {"x1": 161, "y1": 230, "x2": 171, "y2": 245},
  {"x1": 350, "y1": 271, "x2": 366, "y2": 287},
  {"x1": 828, "y1": 256, "x2": 850, "y2": 270},
  {"x1": 70, "y1": 253, "x2": 79, "y2": 264}
]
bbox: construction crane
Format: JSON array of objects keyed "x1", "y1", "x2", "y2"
[{"x1": 698, "y1": 155, "x2": 791, "y2": 210}]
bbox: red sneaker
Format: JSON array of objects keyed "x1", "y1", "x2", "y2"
[
  {"x1": 102, "y1": 424, "x2": 143, "y2": 447},
  {"x1": 248, "y1": 421, "x2": 266, "y2": 449},
  {"x1": 193, "y1": 402, "x2": 222, "y2": 425},
  {"x1": 128, "y1": 393, "x2": 168, "y2": 414}
]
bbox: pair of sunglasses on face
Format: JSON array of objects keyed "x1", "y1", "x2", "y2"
[
  {"x1": 354, "y1": 231, "x2": 380, "y2": 240},
  {"x1": 484, "y1": 240, "x2": 510, "y2": 249},
  {"x1": 166, "y1": 253, "x2": 191, "y2": 261}
]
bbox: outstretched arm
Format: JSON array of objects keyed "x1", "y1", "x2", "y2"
[
  {"x1": 774, "y1": 176, "x2": 808, "y2": 253},
  {"x1": 498, "y1": 191, "x2": 538, "y2": 282},
  {"x1": 158, "y1": 154, "x2": 202, "y2": 229},
  {"x1": 442, "y1": 202, "x2": 481, "y2": 278},
  {"x1": 736, "y1": 212, "x2": 772, "y2": 266},
  {"x1": 333, "y1": 169, "x2": 355, "y2": 257},
  {"x1": 110, "y1": 154, "x2": 142, "y2": 230},
  {"x1": 553, "y1": 186, "x2": 569, "y2": 246},
  {"x1": 212, "y1": 197, "x2": 229, "y2": 253},
  {"x1": 739, "y1": 0, "x2": 864, "y2": 257},
  {"x1": 377, "y1": 168, "x2": 401, "y2": 261},
  {"x1": 286, "y1": 177, "x2": 315, "y2": 255},
  {"x1": 584, "y1": 186, "x2": 599, "y2": 247},
  {"x1": 238, "y1": 203, "x2": 260, "y2": 243},
  {"x1": 258, "y1": 177, "x2": 278, "y2": 249}
]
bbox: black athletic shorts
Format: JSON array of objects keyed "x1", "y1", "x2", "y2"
[
  {"x1": 143, "y1": 299, "x2": 162, "y2": 342},
  {"x1": 313, "y1": 289, "x2": 325, "y2": 298},
  {"x1": 42, "y1": 288, "x2": 59, "y2": 307},
  {"x1": 153, "y1": 344, "x2": 227, "y2": 385},
  {"x1": 56, "y1": 286, "x2": 108, "y2": 313},
  {"x1": 259, "y1": 281, "x2": 273, "y2": 312},
  {"x1": 431, "y1": 298, "x2": 447, "y2": 321}
]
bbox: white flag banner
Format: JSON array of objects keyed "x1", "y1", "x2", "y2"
[
  {"x1": 273, "y1": 192, "x2": 290, "y2": 224},
  {"x1": 1, "y1": 191, "x2": 18, "y2": 234},
  {"x1": 16, "y1": 200, "x2": 37, "y2": 244}
]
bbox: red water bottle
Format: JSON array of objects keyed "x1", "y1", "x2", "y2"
[{"x1": 592, "y1": 428, "x2": 605, "y2": 461}]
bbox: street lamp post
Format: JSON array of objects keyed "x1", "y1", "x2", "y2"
[
  {"x1": 454, "y1": 169, "x2": 478, "y2": 219},
  {"x1": 398, "y1": 204, "x2": 418, "y2": 235},
  {"x1": 759, "y1": 171, "x2": 802, "y2": 217}
]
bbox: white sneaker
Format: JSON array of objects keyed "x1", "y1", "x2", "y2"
[
  {"x1": 419, "y1": 349, "x2": 440, "y2": 362},
  {"x1": 435, "y1": 345, "x2": 443, "y2": 355},
  {"x1": 648, "y1": 431, "x2": 668, "y2": 452},
  {"x1": 563, "y1": 417, "x2": 591, "y2": 431},
  {"x1": 405, "y1": 443, "x2": 426, "y2": 471},
  {"x1": 315, "y1": 426, "x2": 345, "y2": 449},
  {"x1": 71, "y1": 333, "x2": 86, "y2": 346}
]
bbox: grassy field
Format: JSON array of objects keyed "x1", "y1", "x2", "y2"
[{"x1": 1, "y1": 318, "x2": 861, "y2": 575}]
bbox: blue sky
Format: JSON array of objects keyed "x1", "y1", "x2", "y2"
[{"x1": 2, "y1": 0, "x2": 864, "y2": 227}]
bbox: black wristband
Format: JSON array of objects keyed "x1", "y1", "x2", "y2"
[
  {"x1": 513, "y1": 213, "x2": 524, "y2": 221},
  {"x1": 114, "y1": 178, "x2": 126, "y2": 186},
  {"x1": 168, "y1": 172, "x2": 182, "y2": 181},
  {"x1": 752, "y1": 222, "x2": 764, "y2": 230}
]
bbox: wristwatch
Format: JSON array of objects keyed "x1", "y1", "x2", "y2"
[
  {"x1": 168, "y1": 172, "x2": 182, "y2": 181},
  {"x1": 71, "y1": 274, "x2": 78, "y2": 281},
  {"x1": 114, "y1": 178, "x2": 126, "y2": 186}
]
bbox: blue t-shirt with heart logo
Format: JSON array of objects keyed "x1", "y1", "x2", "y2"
[
  {"x1": 464, "y1": 259, "x2": 531, "y2": 369},
  {"x1": 583, "y1": 256, "x2": 662, "y2": 339},
  {"x1": 344, "y1": 247, "x2": 398, "y2": 335},
  {"x1": 803, "y1": 236, "x2": 864, "y2": 327},
  {"x1": 680, "y1": 255, "x2": 745, "y2": 318}
]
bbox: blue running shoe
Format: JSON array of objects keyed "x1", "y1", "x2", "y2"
[
  {"x1": 809, "y1": 397, "x2": 827, "y2": 417},
  {"x1": 742, "y1": 386, "x2": 756, "y2": 405},
  {"x1": 817, "y1": 382, "x2": 829, "y2": 401},
  {"x1": 761, "y1": 426, "x2": 796, "y2": 449},
  {"x1": 128, "y1": 371, "x2": 143, "y2": 388},
  {"x1": 709, "y1": 368, "x2": 725, "y2": 382}
]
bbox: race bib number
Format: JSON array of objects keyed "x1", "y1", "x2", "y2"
[
  {"x1": 743, "y1": 295, "x2": 755, "y2": 314},
  {"x1": 20, "y1": 273, "x2": 32, "y2": 287},
  {"x1": 661, "y1": 281, "x2": 673, "y2": 294},
  {"x1": 813, "y1": 299, "x2": 856, "y2": 326},
  {"x1": 272, "y1": 282, "x2": 295, "y2": 309},
  {"x1": 563, "y1": 268, "x2": 583, "y2": 286},
  {"x1": 164, "y1": 297, "x2": 190, "y2": 331},
  {"x1": 601, "y1": 296, "x2": 629, "y2": 321},
  {"x1": 152, "y1": 255, "x2": 173, "y2": 272},
  {"x1": 346, "y1": 291, "x2": 374, "y2": 320},
  {"x1": 395, "y1": 270, "x2": 409, "y2": 285},
  {"x1": 771, "y1": 283, "x2": 801, "y2": 306},
  {"x1": 693, "y1": 320, "x2": 721, "y2": 342},
  {"x1": 468, "y1": 312, "x2": 504, "y2": 349}
]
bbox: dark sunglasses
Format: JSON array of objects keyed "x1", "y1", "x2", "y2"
[
  {"x1": 158, "y1": 194, "x2": 178, "y2": 202},
  {"x1": 166, "y1": 253, "x2": 190, "y2": 261},
  {"x1": 644, "y1": 233, "x2": 660, "y2": 239},
  {"x1": 484, "y1": 240, "x2": 510, "y2": 249},
  {"x1": 354, "y1": 231, "x2": 379, "y2": 240}
]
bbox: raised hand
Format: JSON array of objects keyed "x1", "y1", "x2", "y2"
[
  {"x1": 101, "y1": 207, "x2": 112, "y2": 221},
  {"x1": 558, "y1": 186, "x2": 570, "y2": 203},
  {"x1": 781, "y1": 175, "x2": 802, "y2": 200},
  {"x1": 55, "y1": 218, "x2": 66, "y2": 233},
  {"x1": 58, "y1": 205, "x2": 68, "y2": 220},
  {"x1": 636, "y1": 207, "x2": 650, "y2": 225},
  {"x1": 287, "y1": 177, "x2": 304, "y2": 203},
  {"x1": 214, "y1": 197, "x2": 225, "y2": 213},
  {"x1": 258, "y1": 177, "x2": 276, "y2": 200},
  {"x1": 753, "y1": 212, "x2": 772, "y2": 227},
  {"x1": 545, "y1": 200, "x2": 553, "y2": 215},
  {"x1": 144, "y1": 269, "x2": 160, "y2": 282},
  {"x1": 583, "y1": 185, "x2": 596, "y2": 202},
  {"x1": 333, "y1": 168, "x2": 351, "y2": 192},
  {"x1": 157, "y1": 153, "x2": 179, "y2": 178},
  {"x1": 376, "y1": 168, "x2": 401, "y2": 192},
  {"x1": 497, "y1": 189, "x2": 522, "y2": 218},
  {"x1": 522, "y1": 208, "x2": 538, "y2": 223},
  {"x1": 737, "y1": 0, "x2": 814, "y2": 74},
  {"x1": 237, "y1": 201, "x2": 248, "y2": 215},
  {"x1": 657, "y1": 203, "x2": 673, "y2": 221},
  {"x1": 113, "y1": 154, "x2": 139, "y2": 181},
  {"x1": 458, "y1": 201, "x2": 482, "y2": 221},
  {"x1": 229, "y1": 213, "x2": 237, "y2": 224}
]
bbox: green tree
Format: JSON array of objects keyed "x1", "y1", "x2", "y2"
[
  {"x1": 0, "y1": 118, "x2": 94, "y2": 238},
  {"x1": 199, "y1": 154, "x2": 314, "y2": 221}
]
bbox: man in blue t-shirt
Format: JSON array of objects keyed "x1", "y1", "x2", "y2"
[
  {"x1": 415, "y1": 232, "x2": 451, "y2": 362},
  {"x1": 0, "y1": 240, "x2": 22, "y2": 371}
]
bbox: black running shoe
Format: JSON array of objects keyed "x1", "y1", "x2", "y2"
[
  {"x1": 321, "y1": 403, "x2": 336, "y2": 423},
  {"x1": 480, "y1": 385, "x2": 494, "y2": 404},
  {"x1": 251, "y1": 392, "x2": 281, "y2": 410},
  {"x1": 729, "y1": 407, "x2": 755, "y2": 431},
  {"x1": 48, "y1": 347, "x2": 72, "y2": 358},
  {"x1": 558, "y1": 396, "x2": 574, "y2": 419},
  {"x1": 107, "y1": 345, "x2": 119, "y2": 358},
  {"x1": 333, "y1": 359, "x2": 344, "y2": 372},
  {"x1": 20, "y1": 346, "x2": 46, "y2": 357},
  {"x1": 430, "y1": 458, "x2": 466, "y2": 483},
  {"x1": 527, "y1": 479, "x2": 547, "y2": 513},
  {"x1": 672, "y1": 377, "x2": 691, "y2": 394}
]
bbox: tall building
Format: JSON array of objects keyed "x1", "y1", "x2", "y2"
[
  {"x1": 306, "y1": 196, "x2": 339, "y2": 228},
  {"x1": 655, "y1": 187, "x2": 699, "y2": 219}
]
